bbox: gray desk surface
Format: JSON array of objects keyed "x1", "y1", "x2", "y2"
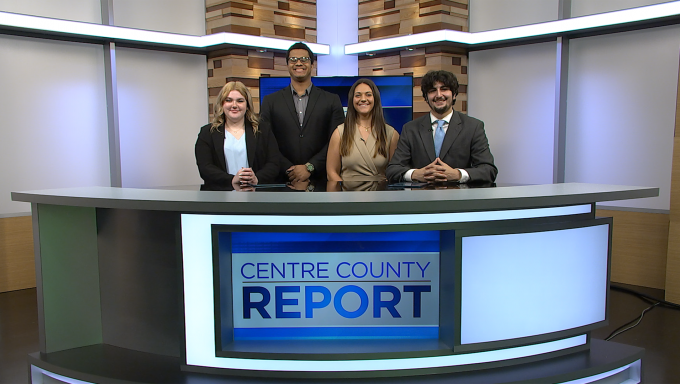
[{"x1": 11, "y1": 183, "x2": 658, "y2": 215}]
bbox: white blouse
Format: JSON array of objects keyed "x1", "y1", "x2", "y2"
[{"x1": 224, "y1": 131, "x2": 248, "y2": 175}]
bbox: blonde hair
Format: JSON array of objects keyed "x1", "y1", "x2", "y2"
[{"x1": 211, "y1": 81, "x2": 259, "y2": 134}]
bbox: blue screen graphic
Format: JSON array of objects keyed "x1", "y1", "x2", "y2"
[
  {"x1": 217, "y1": 231, "x2": 441, "y2": 345},
  {"x1": 259, "y1": 76, "x2": 413, "y2": 133}
]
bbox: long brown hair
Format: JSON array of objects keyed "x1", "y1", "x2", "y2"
[
  {"x1": 340, "y1": 78, "x2": 388, "y2": 158},
  {"x1": 210, "y1": 81, "x2": 259, "y2": 134}
]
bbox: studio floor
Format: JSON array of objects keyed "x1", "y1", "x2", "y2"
[{"x1": 1, "y1": 284, "x2": 679, "y2": 384}]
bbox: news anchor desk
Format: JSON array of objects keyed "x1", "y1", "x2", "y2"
[{"x1": 12, "y1": 183, "x2": 657, "y2": 384}]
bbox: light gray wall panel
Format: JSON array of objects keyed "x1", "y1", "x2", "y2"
[
  {"x1": 0, "y1": 36, "x2": 110, "y2": 215},
  {"x1": 571, "y1": 0, "x2": 673, "y2": 17},
  {"x1": 112, "y1": 0, "x2": 205, "y2": 35},
  {"x1": 116, "y1": 48, "x2": 207, "y2": 188},
  {"x1": 468, "y1": 42, "x2": 557, "y2": 185},
  {"x1": 0, "y1": 0, "x2": 101, "y2": 23},
  {"x1": 469, "y1": 0, "x2": 559, "y2": 32},
  {"x1": 565, "y1": 26, "x2": 680, "y2": 210}
]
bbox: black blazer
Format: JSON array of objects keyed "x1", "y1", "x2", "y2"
[
  {"x1": 195, "y1": 121, "x2": 280, "y2": 190},
  {"x1": 386, "y1": 111, "x2": 498, "y2": 183},
  {"x1": 259, "y1": 84, "x2": 345, "y2": 180}
]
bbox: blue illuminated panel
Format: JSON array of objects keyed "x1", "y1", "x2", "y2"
[{"x1": 220, "y1": 231, "x2": 440, "y2": 342}]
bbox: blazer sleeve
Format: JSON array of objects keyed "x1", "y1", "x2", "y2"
[
  {"x1": 306, "y1": 93, "x2": 344, "y2": 173},
  {"x1": 386, "y1": 123, "x2": 416, "y2": 183},
  {"x1": 253, "y1": 125, "x2": 281, "y2": 184},
  {"x1": 195, "y1": 124, "x2": 234, "y2": 188},
  {"x1": 462, "y1": 120, "x2": 498, "y2": 183}
]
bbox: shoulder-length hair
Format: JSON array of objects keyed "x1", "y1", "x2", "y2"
[
  {"x1": 340, "y1": 78, "x2": 388, "y2": 158},
  {"x1": 210, "y1": 81, "x2": 259, "y2": 134}
]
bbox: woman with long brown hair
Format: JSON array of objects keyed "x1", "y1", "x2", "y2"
[
  {"x1": 195, "y1": 81, "x2": 279, "y2": 190},
  {"x1": 326, "y1": 78, "x2": 399, "y2": 181}
]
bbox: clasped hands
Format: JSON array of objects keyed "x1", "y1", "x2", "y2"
[
  {"x1": 286, "y1": 164, "x2": 311, "y2": 182},
  {"x1": 412, "y1": 158, "x2": 461, "y2": 183},
  {"x1": 232, "y1": 167, "x2": 258, "y2": 190}
]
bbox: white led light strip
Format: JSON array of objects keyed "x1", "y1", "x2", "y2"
[
  {"x1": 345, "y1": 1, "x2": 680, "y2": 54},
  {"x1": 0, "y1": 11, "x2": 330, "y2": 54},
  {"x1": 29, "y1": 358, "x2": 641, "y2": 381},
  {"x1": 192, "y1": 335, "x2": 587, "y2": 372}
]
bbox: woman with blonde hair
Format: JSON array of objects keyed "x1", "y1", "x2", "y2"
[
  {"x1": 326, "y1": 78, "x2": 399, "y2": 181},
  {"x1": 195, "y1": 81, "x2": 279, "y2": 190}
]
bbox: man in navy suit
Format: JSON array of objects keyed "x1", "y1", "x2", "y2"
[
  {"x1": 386, "y1": 70, "x2": 497, "y2": 184},
  {"x1": 260, "y1": 42, "x2": 345, "y2": 182}
]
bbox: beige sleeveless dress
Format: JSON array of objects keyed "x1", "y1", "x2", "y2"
[{"x1": 338, "y1": 123, "x2": 395, "y2": 180}]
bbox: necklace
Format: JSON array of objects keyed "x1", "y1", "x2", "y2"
[{"x1": 357, "y1": 124, "x2": 371, "y2": 132}]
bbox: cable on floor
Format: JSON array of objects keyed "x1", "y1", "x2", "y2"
[{"x1": 604, "y1": 284, "x2": 680, "y2": 341}]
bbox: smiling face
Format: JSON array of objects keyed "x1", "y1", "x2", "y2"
[
  {"x1": 353, "y1": 83, "x2": 374, "y2": 118},
  {"x1": 287, "y1": 48, "x2": 313, "y2": 82},
  {"x1": 222, "y1": 90, "x2": 247, "y2": 123},
  {"x1": 426, "y1": 81, "x2": 455, "y2": 118}
]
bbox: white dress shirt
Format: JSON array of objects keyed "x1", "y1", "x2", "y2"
[{"x1": 404, "y1": 111, "x2": 470, "y2": 183}]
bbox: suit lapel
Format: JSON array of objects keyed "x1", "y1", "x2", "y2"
[
  {"x1": 245, "y1": 122, "x2": 256, "y2": 168},
  {"x1": 440, "y1": 111, "x2": 462, "y2": 158},
  {"x1": 281, "y1": 86, "x2": 299, "y2": 128},
  {"x1": 212, "y1": 126, "x2": 227, "y2": 171},
  {"x1": 418, "y1": 116, "x2": 436, "y2": 161},
  {"x1": 302, "y1": 85, "x2": 320, "y2": 132}
]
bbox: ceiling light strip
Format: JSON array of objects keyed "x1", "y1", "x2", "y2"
[
  {"x1": 0, "y1": 11, "x2": 330, "y2": 54},
  {"x1": 344, "y1": 1, "x2": 680, "y2": 54}
]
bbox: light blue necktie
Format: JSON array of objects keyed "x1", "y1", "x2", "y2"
[{"x1": 434, "y1": 119, "x2": 446, "y2": 157}]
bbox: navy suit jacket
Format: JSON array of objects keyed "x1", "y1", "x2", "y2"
[
  {"x1": 386, "y1": 111, "x2": 497, "y2": 183},
  {"x1": 195, "y1": 121, "x2": 280, "y2": 190},
  {"x1": 259, "y1": 84, "x2": 344, "y2": 180}
]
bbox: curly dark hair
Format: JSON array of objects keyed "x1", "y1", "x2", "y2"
[
  {"x1": 420, "y1": 70, "x2": 459, "y2": 104},
  {"x1": 286, "y1": 42, "x2": 315, "y2": 64}
]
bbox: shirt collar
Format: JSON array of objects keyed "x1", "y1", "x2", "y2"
[
  {"x1": 290, "y1": 83, "x2": 312, "y2": 97},
  {"x1": 430, "y1": 110, "x2": 454, "y2": 125}
]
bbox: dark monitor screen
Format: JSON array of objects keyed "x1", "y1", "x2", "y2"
[{"x1": 259, "y1": 76, "x2": 414, "y2": 133}]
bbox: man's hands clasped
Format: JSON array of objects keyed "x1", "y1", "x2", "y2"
[{"x1": 412, "y1": 158, "x2": 461, "y2": 183}]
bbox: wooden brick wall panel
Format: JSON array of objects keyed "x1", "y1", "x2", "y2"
[
  {"x1": 288, "y1": 0, "x2": 317, "y2": 15},
  {"x1": 254, "y1": 8, "x2": 276, "y2": 22},
  {"x1": 205, "y1": 1, "x2": 317, "y2": 120},
  {"x1": 399, "y1": 3, "x2": 420, "y2": 20},
  {"x1": 358, "y1": 29, "x2": 370, "y2": 42},
  {"x1": 274, "y1": 12, "x2": 316, "y2": 29},
  {"x1": 360, "y1": 0, "x2": 468, "y2": 39},
  {"x1": 358, "y1": 56, "x2": 401, "y2": 68},
  {"x1": 207, "y1": 0, "x2": 227, "y2": 6},
  {"x1": 359, "y1": 10, "x2": 401, "y2": 29},
  {"x1": 359, "y1": 0, "x2": 385, "y2": 14}
]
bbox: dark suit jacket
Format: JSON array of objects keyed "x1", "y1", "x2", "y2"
[
  {"x1": 195, "y1": 121, "x2": 280, "y2": 190},
  {"x1": 386, "y1": 111, "x2": 498, "y2": 183},
  {"x1": 259, "y1": 84, "x2": 345, "y2": 180}
]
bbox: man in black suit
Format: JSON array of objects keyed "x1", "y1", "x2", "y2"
[
  {"x1": 260, "y1": 42, "x2": 345, "y2": 182},
  {"x1": 386, "y1": 70, "x2": 497, "y2": 184}
]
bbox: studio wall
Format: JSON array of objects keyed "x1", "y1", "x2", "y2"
[
  {"x1": 467, "y1": 42, "x2": 557, "y2": 185},
  {"x1": 0, "y1": 0, "x2": 206, "y2": 291}
]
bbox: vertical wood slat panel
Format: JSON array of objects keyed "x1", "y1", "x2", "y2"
[
  {"x1": 665, "y1": 64, "x2": 680, "y2": 302},
  {"x1": 0, "y1": 216, "x2": 35, "y2": 292},
  {"x1": 596, "y1": 209, "x2": 668, "y2": 290}
]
